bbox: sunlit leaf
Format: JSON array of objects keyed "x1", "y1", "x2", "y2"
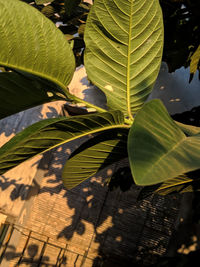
[
  {"x1": 128, "y1": 99, "x2": 200, "y2": 185},
  {"x1": 84, "y1": 0, "x2": 163, "y2": 118},
  {"x1": 189, "y1": 45, "x2": 200, "y2": 82},
  {"x1": 35, "y1": 0, "x2": 54, "y2": 5},
  {"x1": 0, "y1": 111, "x2": 127, "y2": 175},
  {"x1": 0, "y1": 0, "x2": 75, "y2": 95}
]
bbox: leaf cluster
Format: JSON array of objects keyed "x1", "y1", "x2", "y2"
[{"x1": 0, "y1": 0, "x2": 200, "y2": 197}]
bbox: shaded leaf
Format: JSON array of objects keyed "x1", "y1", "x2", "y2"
[
  {"x1": 0, "y1": 111, "x2": 127, "y2": 175},
  {"x1": 78, "y1": 24, "x2": 85, "y2": 37},
  {"x1": 84, "y1": 0, "x2": 163, "y2": 118},
  {"x1": 189, "y1": 45, "x2": 200, "y2": 82},
  {"x1": 0, "y1": 71, "x2": 67, "y2": 119},
  {"x1": 62, "y1": 129, "x2": 128, "y2": 189},
  {"x1": 155, "y1": 174, "x2": 200, "y2": 195},
  {"x1": 0, "y1": 0, "x2": 75, "y2": 94},
  {"x1": 175, "y1": 121, "x2": 200, "y2": 136},
  {"x1": 137, "y1": 173, "x2": 200, "y2": 200},
  {"x1": 64, "y1": 0, "x2": 81, "y2": 17},
  {"x1": 128, "y1": 99, "x2": 200, "y2": 185},
  {"x1": 41, "y1": 5, "x2": 55, "y2": 18}
]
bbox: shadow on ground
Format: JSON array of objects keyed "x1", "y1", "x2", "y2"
[{"x1": 2, "y1": 73, "x2": 200, "y2": 265}]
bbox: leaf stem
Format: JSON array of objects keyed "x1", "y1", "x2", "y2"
[
  {"x1": 69, "y1": 93, "x2": 133, "y2": 127},
  {"x1": 70, "y1": 94, "x2": 107, "y2": 113}
]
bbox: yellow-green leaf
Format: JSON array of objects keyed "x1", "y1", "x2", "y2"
[
  {"x1": 128, "y1": 99, "x2": 200, "y2": 186},
  {"x1": 84, "y1": 0, "x2": 164, "y2": 118},
  {"x1": 0, "y1": 0, "x2": 75, "y2": 93}
]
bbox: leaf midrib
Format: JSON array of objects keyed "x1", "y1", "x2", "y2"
[
  {"x1": 0, "y1": 62, "x2": 69, "y2": 95},
  {"x1": 156, "y1": 176, "x2": 193, "y2": 192},
  {"x1": 0, "y1": 124, "x2": 129, "y2": 162},
  {"x1": 138, "y1": 134, "x2": 200, "y2": 182},
  {"x1": 126, "y1": 1, "x2": 133, "y2": 120}
]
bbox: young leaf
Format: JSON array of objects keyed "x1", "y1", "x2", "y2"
[
  {"x1": 0, "y1": 111, "x2": 127, "y2": 175},
  {"x1": 0, "y1": 72, "x2": 66, "y2": 119},
  {"x1": 62, "y1": 129, "x2": 128, "y2": 189},
  {"x1": 0, "y1": 0, "x2": 75, "y2": 93},
  {"x1": 84, "y1": 0, "x2": 164, "y2": 118},
  {"x1": 128, "y1": 99, "x2": 200, "y2": 186}
]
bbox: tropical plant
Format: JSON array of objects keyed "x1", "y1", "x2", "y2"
[
  {"x1": 0, "y1": 0, "x2": 200, "y2": 193},
  {"x1": 21, "y1": 0, "x2": 91, "y2": 67}
]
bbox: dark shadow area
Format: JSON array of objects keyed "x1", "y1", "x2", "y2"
[
  {"x1": 24, "y1": 141, "x2": 182, "y2": 266},
  {"x1": 28, "y1": 104, "x2": 200, "y2": 266},
  {"x1": 3, "y1": 239, "x2": 67, "y2": 266},
  {"x1": 2, "y1": 101, "x2": 200, "y2": 266},
  {"x1": 0, "y1": 103, "x2": 63, "y2": 207},
  {"x1": 147, "y1": 192, "x2": 200, "y2": 267},
  {"x1": 0, "y1": 175, "x2": 40, "y2": 201}
]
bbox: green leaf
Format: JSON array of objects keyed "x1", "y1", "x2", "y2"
[
  {"x1": 0, "y1": 0, "x2": 75, "y2": 93},
  {"x1": 189, "y1": 45, "x2": 200, "y2": 82},
  {"x1": 128, "y1": 99, "x2": 200, "y2": 186},
  {"x1": 175, "y1": 121, "x2": 200, "y2": 136},
  {"x1": 35, "y1": 0, "x2": 54, "y2": 5},
  {"x1": 154, "y1": 174, "x2": 200, "y2": 195},
  {"x1": 84, "y1": 0, "x2": 163, "y2": 118},
  {"x1": 0, "y1": 71, "x2": 67, "y2": 119},
  {"x1": 137, "y1": 173, "x2": 200, "y2": 200},
  {"x1": 0, "y1": 111, "x2": 127, "y2": 175},
  {"x1": 62, "y1": 129, "x2": 128, "y2": 189}
]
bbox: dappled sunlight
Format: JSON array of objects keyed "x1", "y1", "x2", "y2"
[
  {"x1": 0, "y1": 101, "x2": 65, "y2": 220},
  {"x1": 104, "y1": 85, "x2": 114, "y2": 92},
  {"x1": 96, "y1": 216, "x2": 113, "y2": 235},
  {"x1": 177, "y1": 235, "x2": 198, "y2": 254},
  {"x1": 68, "y1": 65, "x2": 107, "y2": 110}
]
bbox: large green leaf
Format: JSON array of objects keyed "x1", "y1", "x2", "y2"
[
  {"x1": 128, "y1": 99, "x2": 200, "y2": 186},
  {"x1": 0, "y1": 71, "x2": 67, "y2": 119},
  {"x1": 0, "y1": 0, "x2": 75, "y2": 93},
  {"x1": 0, "y1": 111, "x2": 128, "y2": 175},
  {"x1": 62, "y1": 129, "x2": 128, "y2": 189},
  {"x1": 84, "y1": 0, "x2": 163, "y2": 118}
]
